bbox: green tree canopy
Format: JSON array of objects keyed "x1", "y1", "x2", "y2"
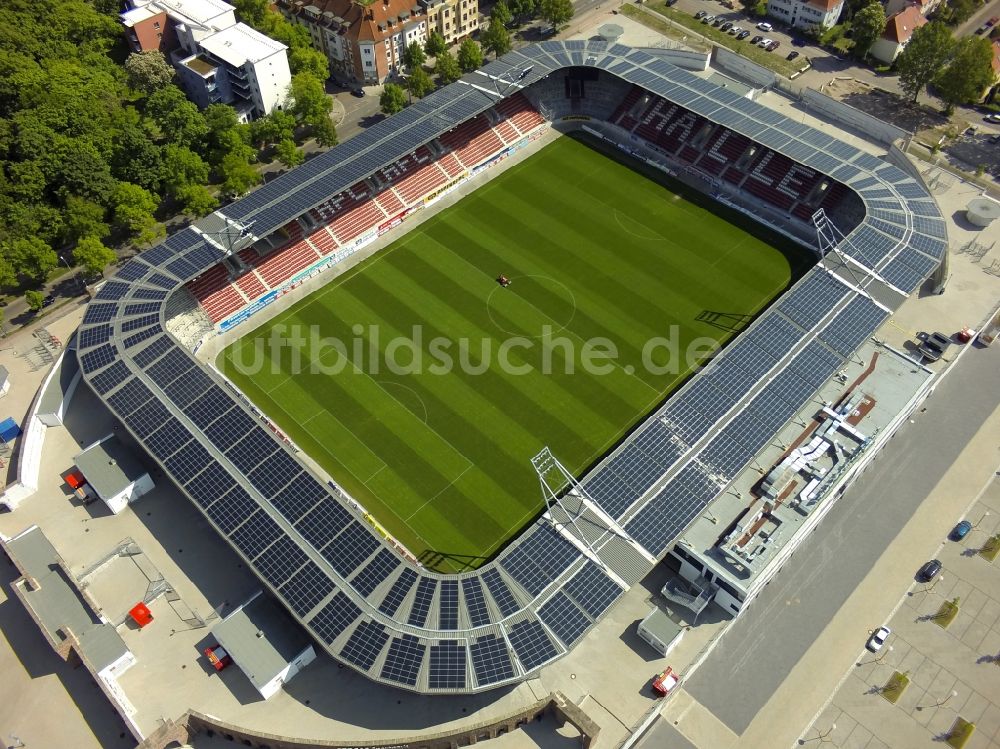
[
  {"x1": 63, "y1": 195, "x2": 110, "y2": 244},
  {"x1": 175, "y1": 184, "x2": 219, "y2": 216},
  {"x1": 146, "y1": 86, "x2": 210, "y2": 148},
  {"x1": 219, "y1": 153, "x2": 262, "y2": 196},
  {"x1": 312, "y1": 116, "x2": 338, "y2": 147},
  {"x1": 288, "y1": 45, "x2": 330, "y2": 79},
  {"x1": 380, "y1": 82, "x2": 408, "y2": 115},
  {"x1": 25, "y1": 289, "x2": 45, "y2": 311},
  {"x1": 72, "y1": 235, "x2": 116, "y2": 277},
  {"x1": 275, "y1": 138, "x2": 304, "y2": 168},
  {"x1": 7, "y1": 237, "x2": 58, "y2": 283},
  {"x1": 407, "y1": 66, "x2": 435, "y2": 98},
  {"x1": 405, "y1": 41, "x2": 426, "y2": 69},
  {"x1": 481, "y1": 19, "x2": 513, "y2": 59},
  {"x1": 896, "y1": 22, "x2": 955, "y2": 102},
  {"x1": 935, "y1": 36, "x2": 994, "y2": 112},
  {"x1": 124, "y1": 51, "x2": 175, "y2": 95},
  {"x1": 162, "y1": 144, "x2": 210, "y2": 195},
  {"x1": 234, "y1": 0, "x2": 270, "y2": 26},
  {"x1": 435, "y1": 49, "x2": 461, "y2": 85},
  {"x1": 457, "y1": 38, "x2": 484, "y2": 72},
  {"x1": 539, "y1": 0, "x2": 573, "y2": 29},
  {"x1": 248, "y1": 110, "x2": 297, "y2": 148},
  {"x1": 113, "y1": 182, "x2": 162, "y2": 245},
  {"x1": 287, "y1": 73, "x2": 333, "y2": 126},
  {"x1": 491, "y1": 1, "x2": 513, "y2": 25},
  {"x1": 111, "y1": 122, "x2": 164, "y2": 192},
  {"x1": 851, "y1": 1, "x2": 886, "y2": 60},
  {"x1": 425, "y1": 31, "x2": 448, "y2": 57}
]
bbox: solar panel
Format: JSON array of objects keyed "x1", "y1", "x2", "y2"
[
  {"x1": 818, "y1": 296, "x2": 888, "y2": 357},
  {"x1": 81, "y1": 344, "x2": 118, "y2": 373},
  {"x1": 147, "y1": 349, "x2": 193, "y2": 389},
  {"x1": 381, "y1": 634, "x2": 426, "y2": 687},
  {"x1": 308, "y1": 591, "x2": 362, "y2": 645},
  {"x1": 146, "y1": 273, "x2": 176, "y2": 290},
  {"x1": 341, "y1": 620, "x2": 389, "y2": 670},
  {"x1": 295, "y1": 498, "x2": 353, "y2": 551},
  {"x1": 247, "y1": 452, "x2": 302, "y2": 497},
  {"x1": 321, "y1": 519, "x2": 380, "y2": 577},
  {"x1": 564, "y1": 561, "x2": 625, "y2": 618},
  {"x1": 121, "y1": 314, "x2": 160, "y2": 333},
  {"x1": 477, "y1": 570, "x2": 516, "y2": 621},
  {"x1": 95, "y1": 281, "x2": 130, "y2": 301},
  {"x1": 130, "y1": 288, "x2": 168, "y2": 301},
  {"x1": 125, "y1": 398, "x2": 171, "y2": 438},
  {"x1": 163, "y1": 440, "x2": 213, "y2": 484},
  {"x1": 79, "y1": 325, "x2": 112, "y2": 349},
  {"x1": 115, "y1": 260, "x2": 149, "y2": 281},
  {"x1": 461, "y1": 578, "x2": 491, "y2": 627},
  {"x1": 280, "y1": 561, "x2": 336, "y2": 617},
  {"x1": 206, "y1": 409, "x2": 256, "y2": 451},
  {"x1": 106, "y1": 378, "x2": 153, "y2": 416},
  {"x1": 253, "y1": 535, "x2": 308, "y2": 587},
  {"x1": 145, "y1": 417, "x2": 192, "y2": 460},
  {"x1": 538, "y1": 592, "x2": 591, "y2": 647},
  {"x1": 184, "y1": 461, "x2": 236, "y2": 509},
  {"x1": 226, "y1": 427, "x2": 280, "y2": 474},
  {"x1": 122, "y1": 327, "x2": 161, "y2": 350},
  {"x1": 351, "y1": 548, "x2": 400, "y2": 597},
  {"x1": 132, "y1": 335, "x2": 172, "y2": 368},
  {"x1": 206, "y1": 487, "x2": 258, "y2": 534},
  {"x1": 229, "y1": 510, "x2": 282, "y2": 560},
  {"x1": 428, "y1": 640, "x2": 466, "y2": 689},
  {"x1": 508, "y1": 619, "x2": 558, "y2": 670},
  {"x1": 470, "y1": 635, "x2": 514, "y2": 686},
  {"x1": 408, "y1": 577, "x2": 437, "y2": 626},
  {"x1": 379, "y1": 567, "x2": 418, "y2": 616},
  {"x1": 83, "y1": 303, "x2": 118, "y2": 325},
  {"x1": 184, "y1": 386, "x2": 236, "y2": 429},
  {"x1": 123, "y1": 302, "x2": 162, "y2": 316},
  {"x1": 787, "y1": 339, "x2": 844, "y2": 388},
  {"x1": 498, "y1": 524, "x2": 579, "y2": 597},
  {"x1": 778, "y1": 271, "x2": 849, "y2": 330},
  {"x1": 439, "y1": 580, "x2": 459, "y2": 631}
]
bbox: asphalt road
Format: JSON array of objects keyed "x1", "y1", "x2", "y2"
[{"x1": 682, "y1": 341, "x2": 1000, "y2": 735}]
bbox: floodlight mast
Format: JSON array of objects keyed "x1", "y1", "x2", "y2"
[
  {"x1": 531, "y1": 447, "x2": 655, "y2": 568},
  {"x1": 812, "y1": 208, "x2": 868, "y2": 289}
]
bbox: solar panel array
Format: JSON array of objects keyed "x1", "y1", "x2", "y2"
[{"x1": 77, "y1": 39, "x2": 943, "y2": 694}]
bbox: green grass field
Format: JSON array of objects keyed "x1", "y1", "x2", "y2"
[{"x1": 218, "y1": 134, "x2": 810, "y2": 572}]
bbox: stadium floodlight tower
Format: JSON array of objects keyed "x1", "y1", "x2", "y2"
[
  {"x1": 812, "y1": 208, "x2": 869, "y2": 289},
  {"x1": 193, "y1": 215, "x2": 257, "y2": 257},
  {"x1": 532, "y1": 447, "x2": 655, "y2": 567}
]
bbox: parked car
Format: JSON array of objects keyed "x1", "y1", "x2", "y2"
[
  {"x1": 729, "y1": 25, "x2": 743, "y2": 35},
  {"x1": 736, "y1": 30, "x2": 750, "y2": 39},
  {"x1": 977, "y1": 22, "x2": 991, "y2": 33},
  {"x1": 984, "y1": 114, "x2": 1000, "y2": 123},
  {"x1": 766, "y1": 40, "x2": 780, "y2": 51},
  {"x1": 950, "y1": 520, "x2": 972, "y2": 541},
  {"x1": 701, "y1": 14, "x2": 714, "y2": 23},
  {"x1": 41, "y1": 294, "x2": 55, "y2": 308},
  {"x1": 720, "y1": 21, "x2": 734, "y2": 31},
  {"x1": 751, "y1": 34, "x2": 763, "y2": 45},
  {"x1": 694, "y1": 9, "x2": 707, "y2": 18},
  {"x1": 757, "y1": 21, "x2": 773, "y2": 31},
  {"x1": 758, "y1": 37, "x2": 773, "y2": 47},
  {"x1": 713, "y1": 17, "x2": 725, "y2": 26},
  {"x1": 988, "y1": 15, "x2": 999, "y2": 26},
  {"x1": 787, "y1": 50, "x2": 800, "y2": 60},
  {"x1": 792, "y1": 37, "x2": 807, "y2": 46},
  {"x1": 866, "y1": 626, "x2": 891, "y2": 652},
  {"x1": 918, "y1": 559, "x2": 942, "y2": 582},
  {"x1": 350, "y1": 88, "x2": 365, "y2": 98},
  {"x1": 918, "y1": 331, "x2": 951, "y2": 362}
]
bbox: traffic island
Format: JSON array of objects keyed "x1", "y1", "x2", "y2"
[
  {"x1": 980, "y1": 535, "x2": 1000, "y2": 562},
  {"x1": 946, "y1": 717, "x2": 975, "y2": 748},
  {"x1": 880, "y1": 671, "x2": 909, "y2": 704},
  {"x1": 934, "y1": 598, "x2": 960, "y2": 629}
]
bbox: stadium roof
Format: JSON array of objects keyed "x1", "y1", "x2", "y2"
[{"x1": 76, "y1": 40, "x2": 946, "y2": 694}]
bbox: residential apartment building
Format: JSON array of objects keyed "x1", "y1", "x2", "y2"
[
  {"x1": 766, "y1": 0, "x2": 844, "y2": 32},
  {"x1": 885, "y1": 0, "x2": 943, "y2": 17},
  {"x1": 121, "y1": 0, "x2": 291, "y2": 120},
  {"x1": 870, "y1": 5, "x2": 927, "y2": 64},
  {"x1": 276, "y1": 0, "x2": 479, "y2": 85}
]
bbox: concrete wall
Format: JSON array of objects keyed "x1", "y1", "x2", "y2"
[
  {"x1": 641, "y1": 47, "x2": 711, "y2": 72},
  {"x1": 800, "y1": 88, "x2": 909, "y2": 146},
  {"x1": 712, "y1": 47, "x2": 777, "y2": 90}
]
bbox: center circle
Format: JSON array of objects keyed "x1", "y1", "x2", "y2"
[{"x1": 486, "y1": 274, "x2": 577, "y2": 338}]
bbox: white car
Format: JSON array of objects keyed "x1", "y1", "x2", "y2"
[
  {"x1": 867, "y1": 626, "x2": 891, "y2": 652},
  {"x1": 757, "y1": 22, "x2": 773, "y2": 31},
  {"x1": 985, "y1": 114, "x2": 1000, "y2": 123},
  {"x1": 758, "y1": 37, "x2": 773, "y2": 47}
]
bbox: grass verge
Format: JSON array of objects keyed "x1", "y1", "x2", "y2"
[
  {"x1": 620, "y1": 5, "x2": 708, "y2": 50},
  {"x1": 947, "y1": 718, "x2": 975, "y2": 749},
  {"x1": 979, "y1": 534, "x2": 1000, "y2": 562},
  {"x1": 881, "y1": 671, "x2": 909, "y2": 704},
  {"x1": 934, "y1": 598, "x2": 960, "y2": 629}
]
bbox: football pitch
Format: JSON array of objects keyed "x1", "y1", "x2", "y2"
[{"x1": 218, "y1": 134, "x2": 811, "y2": 572}]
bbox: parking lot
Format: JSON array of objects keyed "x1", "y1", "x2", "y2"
[{"x1": 801, "y1": 473, "x2": 1000, "y2": 748}]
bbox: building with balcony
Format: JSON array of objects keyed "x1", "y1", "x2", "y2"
[
  {"x1": 121, "y1": 0, "x2": 291, "y2": 120},
  {"x1": 276, "y1": 0, "x2": 478, "y2": 85},
  {"x1": 870, "y1": 5, "x2": 927, "y2": 65},
  {"x1": 766, "y1": 0, "x2": 844, "y2": 33}
]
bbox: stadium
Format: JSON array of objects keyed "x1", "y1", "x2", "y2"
[{"x1": 75, "y1": 39, "x2": 947, "y2": 696}]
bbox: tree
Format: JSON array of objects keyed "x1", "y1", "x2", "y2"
[
  {"x1": 425, "y1": 31, "x2": 447, "y2": 57},
  {"x1": 380, "y1": 82, "x2": 408, "y2": 114},
  {"x1": 7, "y1": 237, "x2": 58, "y2": 283},
  {"x1": 938, "y1": 0, "x2": 976, "y2": 25},
  {"x1": 161, "y1": 144, "x2": 210, "y2": 195},
  {"x1": 111, "y1": 122, "x2": 164, "y2": 192},
  {"x1": 312, "y1": 116, "x2": 338, "y2": 147},
  {"x1": 288, "y1": 45, "x2": 329, "y2": 80},
  {"x1": 509, "y1": 0, "x2": 538, "y2": 21},
  {"x1": 539, "y1": 0, "x2": 573, "y2": 30},
  {"x1": 72, "y1": 236, "x2": 116, "y2": 277},
  {"x1": 175, "y1": 184, "x2": 218, "y2": 216},
  {"x1": 935, "y1": 36, "x2": 994, "y2": 113},
  {"x1": 491, "y1": 0, "x2": 513, "y2": 25},
  {"x1": 851, "y1": 1, "x2": 886, "y2": 60},
  {"x1": 146, "y1": 86, "x2": 209, "y2": 148},
  {"x1": 113, "y1": 182, "x2": 163, "y2": 245},
  {"x1": 63, "y1": 195, "x2": 110, "y2": 244},
  {"x1": 219, "y1": 153, "x2": 261, "y2": 196},
  {"x1": 234, "y1": 0, "x2": 270, "y2": 25},
  {"x1": 248, "y1": 110, "x2": 296, "y2": 148},
  {"x1": 124, "y1": 51, "x2": 175, "y2": 95},
  {"x1": 25, "y1": 290, "x2": 45, "y2": 312},
  {"x1": 896, "y1": 22, "x2": 955, "y2": 102},
  {"x1": 407, "y1": 66, "x2": 435, "y2": 98},
  {"x1": 435, "y1": 49, "x2": 461, "y2": 85},
  {"x1": 0, "y1": 258, "x2": 15, "y2": 291},
  {"x1": 287, "y1": 73, "x2": 332, "y2": 126},
  {"x1": 481, "y1": 19, "x2": 513, "y2": 58},
  {"x1": 275, "y1": 138, "x2": 304, "y2": 167},
  {"x1": 405, "y1": 41, "x2": 426, "y2": 69},
  {"x1": 458, "y1": 38, "x2": 484, "y2": 72}
]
